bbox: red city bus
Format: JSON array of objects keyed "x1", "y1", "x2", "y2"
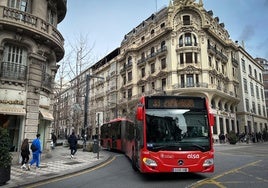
[
  {"x1": 133, "y1": 95, "x2": 215, "y2": 173},
  {"x1": 100, "y1": 118, "x2": 135, "y2": 158},
  {"x1": 101, "y1": 95, "x2": 215, "y2": 173}
]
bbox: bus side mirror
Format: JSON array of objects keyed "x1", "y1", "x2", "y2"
[
  {"x1": 209, "y1": 114, "x2": 215, "y2": 126},
  {"x1": 136, "y1": 105, "x2": 144, "y2": 121}
]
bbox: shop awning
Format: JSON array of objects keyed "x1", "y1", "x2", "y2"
[
  {"x1": 0, "y1": 106, "x2": 26, "y2": 115},
  {"x1": 39, "y1": 108, "x2": 54, "y2": 121}
]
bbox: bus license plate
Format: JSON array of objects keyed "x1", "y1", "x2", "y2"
[{"x1": 173, "y1": 168, "x2": 189, "y2": 172}]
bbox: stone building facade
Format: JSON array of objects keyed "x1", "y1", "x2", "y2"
[
  {"x1": 0, "y1": 0, "x2": 66, "y2": 152},
  {"x1": 56, "y1": 0, "x2": 267, "y2": 141}
]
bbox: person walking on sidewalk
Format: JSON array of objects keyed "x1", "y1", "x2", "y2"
[
  {"x1": 20, "y1": 138, "x2": 30, "y2": 170},
  {"x1": 68, "y1": 131, "x2": 77, "y2": 159},
  {"x1": 29, "y1": 134, "x2": 42, "y2": 169}
]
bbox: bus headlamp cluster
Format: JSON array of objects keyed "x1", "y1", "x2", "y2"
[
  {"x1": 143, "y1": 158, "x2": 158, "y2": 167},
  {"x1": 203, "y1": 158, "x2": 214, "y2": 167}
]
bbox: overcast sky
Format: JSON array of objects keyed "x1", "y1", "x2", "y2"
[{"x1": 58, "y1": 0, "x2": 268, "y2": 63}]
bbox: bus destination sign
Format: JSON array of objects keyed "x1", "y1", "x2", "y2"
[{"x1": 147, "y1": 97, "x2": 204, "y2": 109}]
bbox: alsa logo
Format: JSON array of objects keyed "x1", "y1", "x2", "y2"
[{"x1": 187, "y1": 154, "x2": 200, "y2": 159}]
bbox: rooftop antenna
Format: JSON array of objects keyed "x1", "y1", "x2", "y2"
[{"x1": 155, "y1": 0, "x2": 158, "y2": 12}]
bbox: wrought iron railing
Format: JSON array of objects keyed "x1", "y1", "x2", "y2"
[{"x1": 0, "y1": 62, "x2": 27, "y2": 81}]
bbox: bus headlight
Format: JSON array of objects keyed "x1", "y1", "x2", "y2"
[
  {"x1": 203, "y1": 158, "x2": 214, "y2": 167},
  {"x1": 143, "y1": 158, "x2": 158, "y2": 167}
]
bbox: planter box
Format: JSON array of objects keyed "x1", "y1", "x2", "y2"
[{"x1": 0, "y1": 166, "x2": 11, "y2": 185}]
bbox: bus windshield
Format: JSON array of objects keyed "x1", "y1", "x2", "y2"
[{"x1": 146, "y1": 109, "x2": 210, "y2": 152}]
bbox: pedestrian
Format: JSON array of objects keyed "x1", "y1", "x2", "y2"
[
  {"x1": 20, "y1": 138, "x2": 30, "y2": 170},
  {"x1": 51, "y1": 132, "x2": 57, "y2": 149},
  {"x1": 68, "y1": 131, "x2": 78, "y2": 159},
  {"x1": 29, "y1": 134, "x2": 42, "y2": 169}
]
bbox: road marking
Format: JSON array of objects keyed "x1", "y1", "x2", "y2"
[
  {"x1": 190, "y1": 160, "x2": 262, "y2": 188},
  {"x1": 25, "y1": 156, "x2": 116, "y2": 188}
]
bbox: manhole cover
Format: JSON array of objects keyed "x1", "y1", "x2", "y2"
[{"x1": 64, "y1": 161, "x2": 82, "y2": 165}]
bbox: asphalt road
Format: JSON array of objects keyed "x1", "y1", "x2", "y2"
[{"x1": 27, "y1": 143, "x2": 268, "y2": 188}]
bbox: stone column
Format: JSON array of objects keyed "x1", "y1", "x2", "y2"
[{"x1": 24, "y1": 53, "x2": 46, "y2": 141}]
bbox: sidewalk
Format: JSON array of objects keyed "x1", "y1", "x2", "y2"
[{"x1": 4, "y1": 144, "x2": 111, "y2": 188}]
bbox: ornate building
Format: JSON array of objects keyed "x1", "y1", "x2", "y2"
[
  {"x1": 0, "y1": 0, "x2": 66, "y2": 152},
  {"x1": 55, "y1": 0, "x2": 267, "y2": 141}
]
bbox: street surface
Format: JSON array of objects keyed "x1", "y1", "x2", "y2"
[{"x1": 25, "y1": 143, "x2": 268, "y2": 188}]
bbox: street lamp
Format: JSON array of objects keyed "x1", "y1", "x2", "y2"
[
  {"x1": 83, "y1": 74, "x2": 104, "y2": 152},
  {"x1": 251, "y1": 109, "x2": 256, "y2": 143}
]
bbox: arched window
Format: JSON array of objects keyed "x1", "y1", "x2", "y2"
[{"x1": 185, "y1": 33, "x2": 192, "y2": 46}]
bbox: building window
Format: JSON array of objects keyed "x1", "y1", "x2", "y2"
[
  {"x1": 150, "y1": 47, "x2": 155, "y2": 56},
  {"x1": 2, "y1": 44, "x2": 27, "y2": 80},
  {"x1": 249, "y1": 65, "x2": 252, "y2": 75},
  {"x1": 141, "y1": 67, "x2": 145, "y2": 77},
  {"x1": 256, "y1": 85, "x2": 259, "y2": 99},
  {"x1": 194, "y1": 53, "x2": 198, "y2": 64},
  {"x1": 160, "y1": 22, "x2": 165, "y2": 28},
  {"x1": 241, "y1": 58, "x2": 246, "y2": 72},
  {"x1": 258, "y1": 104, "x2": 261, "y2": 115},
  {"x1": 48, "y1": 8, "x2": 56, "y2": 25},
  {"x1": 185, "y1": 33, "x2": 192, "y2": 46},
  {"x1": 180, "y1": 53, "x2": 184, "y2": 64},
  {"x1": 141, "y1": 85, "x2": 145, "y2": 93},
  {"x1": 161, "y1": 41, "x2": 166, "y2": 49},
  {"x1": 8, "y1": 0, "x2": 31, "y2": 12},
  {"x1": 243, "y1": 78, "x2": 248, "y2": 93},
  {"x1": 151, "y1": 29, "x2": 155, "y2": 35},
  {"x1": 123, "y1": 76, "x2": 126, "y2": 85},
  {"x1": 127, "y1": 88, "x2": 132, "y2": 99},
  {"x1": 151, "y1": 82, "x2": 155, "y2": 90},
  {"x1": 208, "y1": 56, "x2": 212, "y2": 67},
  {"x1": 127, "y1": 56, "x2": 132, "y2": 65},
  {"x1": 162, "y1": 78, "x2": 166, "y2": 90},
  {"x1": 183, "y1": 15, "x2": 190, "y2": 25},
  {"x1": 259, "y1": 73, "x2": 262, "y2": 83},
  {"x1": 186, "y1": 74, "x2": 194, "y2": 87},
  {"x1": 250, "y1": 82, "x2": 254, "y2": 96},
  {"x1": 141, "y1": 52, "x2": 145, "y2": 60},
  {"x1": 252, "y1": 102, "x2": 256, "y2": 114},
  {"x1": 185, "y1": 52, "x2": 192, "y2": 63},
  {"x1": 127, "y1": 71, "x2": 132, "y2": 81},
  {"x1": 181, "y1": 75, "x2": 185, "y2": 88},
  {"x1": 161, "y1": 58, "x2": 166, "y2": 69},
  {"x1": 245, "y1": 99, "x2": 249, "y2": 112},
  {"x1": 179, "y1": 36, "x2": 183, "y2": 47},
  {"x1": 151, "y1": 63, "x2": 155, "y2": 74}
]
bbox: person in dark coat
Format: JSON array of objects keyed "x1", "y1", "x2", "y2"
[
  {"x1": 51, "y1": 133, "x2": 57, "y2": 149},
  {"x1": 68, "y1": 131, "x2": 78, "y2": 159},
  {"x1": 20, "y1": 138, "x2": 30, "y2": 170}
]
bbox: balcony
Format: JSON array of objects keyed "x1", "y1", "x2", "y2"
[
  {"x1": 0, "y1": 6, "x2": 65, "y2": 61},
  {"x1": 0, "y1": 62, "x2": 27, "y2": 82}
]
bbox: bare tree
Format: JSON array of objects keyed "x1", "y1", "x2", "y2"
[{"x1": 54, "y1": 33, "x2": 95, "y2": 137}]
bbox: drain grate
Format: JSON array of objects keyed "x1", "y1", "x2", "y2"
[{"x1": 64, "y1": 161, "x2": 82, "y2": 165}]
